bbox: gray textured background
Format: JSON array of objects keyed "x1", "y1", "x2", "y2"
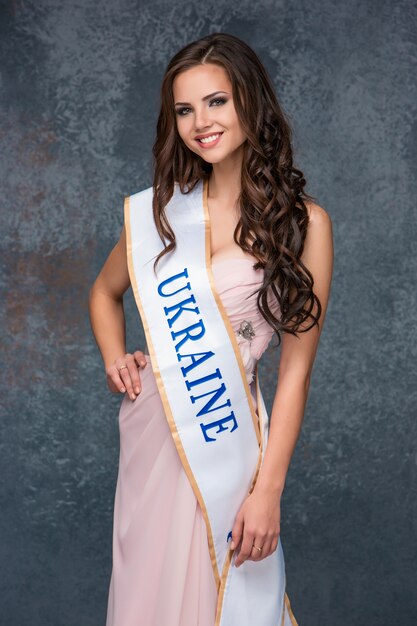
[{"x1": 1, "y1": 0, "x2": 416, "y2": 624}]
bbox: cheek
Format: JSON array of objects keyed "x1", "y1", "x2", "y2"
[
  {"x1": 225, "y1": 111, "x2": 245, "y2": 140},
  {"x1": 177, "y1": 121, "x2": 199, "y2": 153},
  {"x1": 177, "y1": 119, "x2": 193, "y2": 143},
  {"x1": 229, "y1": 121, "x2": 246, "y2": 144}
]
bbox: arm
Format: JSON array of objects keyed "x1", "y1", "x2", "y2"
[
  {"x1": 255, "y1": 202, "x2": 334, "y2": 496},
  {"x1": 89, "y1": 224, "x2": 147, "y2": 400},
  {"x1": 232, "y1": 202, "x2": 334, "y2": 567}
]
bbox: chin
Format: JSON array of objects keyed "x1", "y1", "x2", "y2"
[{"x1": 206, "y1": 156, "x2": 227, "y2": 164}]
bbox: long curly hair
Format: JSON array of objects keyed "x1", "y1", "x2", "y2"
[{"x1": 151, "y1": 32, "x2": 321, "y2": 345}]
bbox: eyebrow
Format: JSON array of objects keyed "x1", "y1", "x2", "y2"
[{"x1": 174, "y1": 91, "x2": 229, "y2": 106}]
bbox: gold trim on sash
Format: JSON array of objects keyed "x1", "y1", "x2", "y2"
[
  {"x1": 124, "y1": 193, "x2": 221, "y2": 589},
  {"x1": 284, "y1": 592, "x2": 300, "y2": 625},
  {"x1": 202, "y1": 177, "x2": 270, "y2": 624}
]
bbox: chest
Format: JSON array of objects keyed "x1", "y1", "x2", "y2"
[{"x1": 208, "y1": 198, "x2": 249, "y2": 261}]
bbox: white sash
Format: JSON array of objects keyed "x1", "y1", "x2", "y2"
[{"x1": 125, "y1": 177, "x2": 293, "y2": 625}]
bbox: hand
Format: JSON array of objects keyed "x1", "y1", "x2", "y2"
[
  {"x1": 106, "y1": 350, "x2": 148, "y2": 401},
  {"x1": 231, "y1": 487, "x2": 281, "y2": 568}
]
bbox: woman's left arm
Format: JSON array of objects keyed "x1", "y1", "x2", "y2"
[{"x1": 232, "y1": 203, "x2": 334, "y2": 567}]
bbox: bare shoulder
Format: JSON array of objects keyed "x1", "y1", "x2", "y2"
[
  {"x1": 303, "y1": 201, "x2": 333, "y2": 253},
  {"x1": 301, "y1": 200, "x2": 334, "y2": 266},
  {"x1": 304, "y1": 200, "x2": 332, "y2": 228}
]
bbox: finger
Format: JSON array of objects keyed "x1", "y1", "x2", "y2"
[
  {"x1": 270, "y1": 536, "x2": 279, "y2": 554},
  {"x1": 133, "y1": 350, "x2": 148, "y2": 368},
  {"x1": 115, "y1": 357, "x2": 136, "y2": 399},
  {"x1": 250, "y1": 534, "x2": 267, "y2": 561},
  {"x1": 107, "y1": 377, "x2": 120, "y2": 393},
  {"x1": 118, "y1": 366, "x2": 136, "y2": 400},
  {"x1": 257, "y1": 531, "x2": 279, "y2": 561},
  {"x1": 251, "y1": 536, "x2": 270, "y2": 561},
  {"x1": 230, "y1": 514, "x2": 244, "y2": 551},
  {"x1": 126, "y1": 354, "x2": 142, "y2": 395},
  {"x1": 235, "y1": 528, "x2": 255, "y2": 567},
  {"x1": 108, "y1": 368, "x2": 126, "y2": 394},
  {"x1": 249, "y1": 544, "x2": 262, "y2": 561}
]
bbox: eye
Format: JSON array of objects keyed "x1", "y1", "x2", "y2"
[
  {"x1": 210, "y1": 97, "x2": 227, "y2": 107},
  {"x1": 175, "y1": 97, "x2": 227, "y2": 116},
  {"x1": 175, "y1": 107, "x2": 191, "y2": 116}
]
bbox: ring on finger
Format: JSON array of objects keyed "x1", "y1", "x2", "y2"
[
  {"x1": 252, "y1": 544, "x2": 263, "y2": 553},
  {"x1": 118, "y1": 365, "x2": 128, "y2": 372}
]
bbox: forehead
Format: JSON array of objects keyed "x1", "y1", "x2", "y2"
[{"x1": 173, "y1": 63, "x2": 231, "y2": 100}]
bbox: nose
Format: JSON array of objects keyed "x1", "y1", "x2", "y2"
[{"x1": 194, "y1": 106, "x2": 212, "y2": 131}]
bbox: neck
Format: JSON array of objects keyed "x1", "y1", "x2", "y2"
[{"x1": 208, "y1": 148, "x2": 243, "y2": 208}]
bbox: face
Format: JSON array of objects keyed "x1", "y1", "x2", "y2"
[{"x1": 172, "y1": 63, "x2": 247, "y2": 164}]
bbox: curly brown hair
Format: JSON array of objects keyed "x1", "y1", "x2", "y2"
[{"x1": 151, "y1": 32, "x2": 322, "y2": 345}]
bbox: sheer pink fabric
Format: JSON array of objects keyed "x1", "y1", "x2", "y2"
[{"x1": 105, "y1": 258, "x2": 294, "y2": 626}]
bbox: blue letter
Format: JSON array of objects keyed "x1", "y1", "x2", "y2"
[
  {"x1": 185, "y1": 368, "x2": 222, "y2": 391},
  {"x1": 157, "y1": 268, "x2": 191, "y2": 298},
  {"x1": 164, "y1": 295, "x2": 199, "y2": 328},
  {"x1": 191, "y1": 384, "x2": 232, "y2": 417},
  {"x1": 171, "y1": 320, "x2": 206, "y2": 352},
  {"x1": 200, "y1": 411, "x2": 239, "y2": 442},
  {"x1": 177, "y1": 351, "x2": 215, "y2": 377}
]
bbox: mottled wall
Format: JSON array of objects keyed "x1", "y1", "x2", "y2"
[{"x1": 1, "y1": 0, "x2": 416, "y2": 624}]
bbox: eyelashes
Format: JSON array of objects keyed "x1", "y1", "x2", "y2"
[{"x1": 175, "y1": 97, "x2": 228, "y2": 116}]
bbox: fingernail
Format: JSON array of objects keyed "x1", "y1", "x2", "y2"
[
  {"x1": 230, "y1": 541, "x2": 235, "y2": 549},
  {"x1": 141, "y1": 360, "x2": 146, "y2": 366},
  {"x1": 135, "y1": 386, "x2": 140, "y2": 394},
  {"x1": 130, "y1": 394, "x2": 136, "y2": 400},
  {"x1": 121, "y1": 387, "x2": 126, "y2": 393}
]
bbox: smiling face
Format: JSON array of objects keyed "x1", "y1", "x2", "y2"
[{"x1": 172, "y1": 63, "x2": 247, "y2": 165}]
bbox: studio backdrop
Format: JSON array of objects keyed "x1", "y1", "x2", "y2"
[{"x1": 0, "y1": 0, "x2": 416, "y2": 625}]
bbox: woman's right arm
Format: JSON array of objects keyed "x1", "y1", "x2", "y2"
[{"x1": 89, "y1": 224, "x2": 147, "y2": 401}]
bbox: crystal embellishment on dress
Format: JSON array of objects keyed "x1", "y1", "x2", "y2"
[
  {"x1": 236, "y1": 320, "x2": 256, "y2": 385},
  {"x1": 237, "y1": 319, "x2": 256, "y2": 340}
]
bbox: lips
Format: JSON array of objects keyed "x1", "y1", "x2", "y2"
[{"x1": 195, "y1": 132, "x2": 224, "y2": 147}]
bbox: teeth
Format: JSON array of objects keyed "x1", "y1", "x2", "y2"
[{"x1": 199, "y1": 133, "x2": 221, "y2": 144}]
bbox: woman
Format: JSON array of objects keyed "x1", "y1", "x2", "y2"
[{"x1": 89, "y1": 32, "x2": 333, "y2": 626}]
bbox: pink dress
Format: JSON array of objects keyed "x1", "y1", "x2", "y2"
[{"x1": 105, "y1": 258, "x2": 298, "y2": 626}]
